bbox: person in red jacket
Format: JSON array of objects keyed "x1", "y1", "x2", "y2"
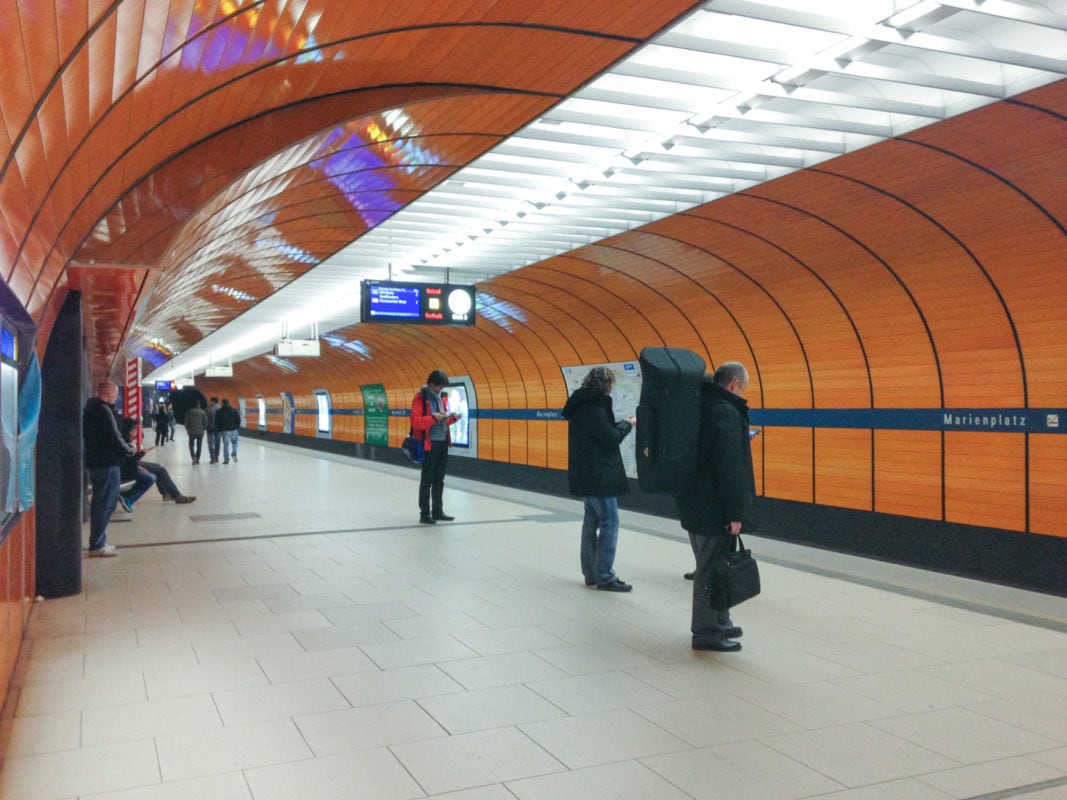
[{"x1": 411, "y1": 369, "x2": 459, "y2": 525}]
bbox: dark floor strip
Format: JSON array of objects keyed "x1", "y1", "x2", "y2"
[
  {"x1": 188, "y1": 512, "x2": 262, "y2": 522},
  {"x1": 115, "y1": 516, "x2": 519, "y2": 549},
  {"x1": 965, "y1": 775, "x2": 1067, "y2": 799}
]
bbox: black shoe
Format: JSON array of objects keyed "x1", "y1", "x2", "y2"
[
  {"x1": 684, "y1": 572, "x2": 695, "y2": 580},
  {"x1": 692, "y1": 637, "x2": 741, "y2": 652},
  {"x1": 432, "y1": 513, "x2": 455, "y2": 521},
  {"x1": 584, "y1": 578, "x2": 596, "y2": 586},
  {"x1": 596, "y1": 578, "x2": 632, "y2": 592},
  {"x1": 419, "y1": 516, "x2": 436, "y2": 524},
  {"x1": 723, "y1": 626, "x2": 743, "y2": 639}
]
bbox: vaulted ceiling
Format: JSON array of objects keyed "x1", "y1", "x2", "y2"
[{"x1": 1, "y1": 1, "x2": 1064, "y2": 382}]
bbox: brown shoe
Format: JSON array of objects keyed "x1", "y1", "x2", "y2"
[{"x1": 175, "y1": 495, "x2": 197, "y2": 504}]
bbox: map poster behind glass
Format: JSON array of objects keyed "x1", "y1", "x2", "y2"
[{"x1": 560, "y1": 360, "x2": 641, "y2": 479}]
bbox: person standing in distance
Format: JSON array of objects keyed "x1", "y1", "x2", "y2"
[
  {"x1": 562, "y1": 366, "x2": 636, "y2": 592},
  {"x1": 153, "y1": 402, "x2": 169, "y2": 447},
  {"x1": 216, "y1": 398, "x2": 241, "y2": 463},
  {"x1": 82, "y1": 380, "x2": 136, "y2": 556},
  {"x1": 674, "y1": 362, "x2": 756, "y2": 652},
  {"x1": 184, "y1": 400, "x2": 208, "y2": 464},
  {"x1": 206, "y1": 396, "x2": 221, "y2": 463},
  {"x1": 411, "y1": 370, "x2": 458, "y2": 524}
]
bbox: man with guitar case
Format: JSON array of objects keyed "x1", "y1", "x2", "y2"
[
  {"x1": 637, "y1": 349, "x2": 755, "y2": 651},
  {"x1": 675, "y1": 362, "x2": 757, "y2": 652},
  {"x1": 635, "y1": 347, "x2": 706, "y2": 495}
]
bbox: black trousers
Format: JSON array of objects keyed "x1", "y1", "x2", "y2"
[
  {"x1": 689, "y1": 529, "x2": 735, "y2": 636},
  {"x1": 418, "y1": 443, "x2": 449, "y2": 517}
]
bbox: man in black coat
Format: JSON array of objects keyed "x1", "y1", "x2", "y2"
[
  {"x1": 562, "y1": 366, "x2": 636, "y2": 592},
  {"x1": 216, "y1": 398, "x2": 241, "y2": 463},
  {"x1": 674, "y1": 362, "x2": 756, "y2": 651},
  {"x1": 83, "y1": 380, "x2": 135, "y2": 556}
]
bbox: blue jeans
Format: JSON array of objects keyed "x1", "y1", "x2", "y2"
[
  {"x1": 581, "y1": 496, "x2": 619, "y2": 585},
  {"x1": 88, "y1": 466, "x2": 120, "y2": 550},
  {"x1": 222, "y1": 430, "x2": 238, "y2": 461},
  {"x1": 123, "y1": 468, "x2": 156, "y2": 506},
  {"x1": 139, "y1": 461, "x2": 181, "y2": 499},
  {"x1": 207, "y1": 431, "x2": 221, "y2": 461}
]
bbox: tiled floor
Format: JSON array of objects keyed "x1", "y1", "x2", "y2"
[{"x1": 2, "y1": 438, "x2": 1066, "y2": 800}]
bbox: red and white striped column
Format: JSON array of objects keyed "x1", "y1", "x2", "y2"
[{"x1": 124, "y1": 358, "x2": 142, "y2": 449}]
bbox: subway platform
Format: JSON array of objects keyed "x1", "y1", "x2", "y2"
[{"x1": 2, "y1": 438, "x2": 1066, "y2": 799}]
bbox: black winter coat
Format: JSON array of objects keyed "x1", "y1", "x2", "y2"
[
  {"x1": 674, "y1": 380, "x2": 756, "y2": 534},
  {"x1": 562, "y1": 386, "x2": 632, "y2": 497},
  {"x1": 83, "y1": 397, "x2": 134, "y2": 469},
  {"x1": 216, "y1": 405, "x2": 241, "y2": 431}
]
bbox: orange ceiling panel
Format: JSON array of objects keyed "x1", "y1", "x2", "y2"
[
  {"x1": 122, "y1": 97, "x2": 515, "y2": 356},
  {"x1": 66, "y1": 264, "x2": 149, "y2": 372}
]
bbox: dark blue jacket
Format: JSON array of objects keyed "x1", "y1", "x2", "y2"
[
  {"x1": 562, "y1": 386, "x2": 632, "y2": 497},
  {"x1": 674, "y1": 380, "x2": 755, "y2": 534}
]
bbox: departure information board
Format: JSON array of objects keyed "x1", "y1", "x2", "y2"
[{"x1": 361, "y1": 281, "x2": 476, "y2": 325}]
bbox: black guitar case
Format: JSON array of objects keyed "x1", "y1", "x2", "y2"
[{"x1": 635, "y1": 346, "x2": 706, "y2": 494}]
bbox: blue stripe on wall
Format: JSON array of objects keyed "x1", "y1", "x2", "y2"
[
  {"x1": 274, "y1": 407, "x2": 1065, "y2": 433},
  {"x1": 750, "y1": 408, "x2": 1063, "y2": 434}
]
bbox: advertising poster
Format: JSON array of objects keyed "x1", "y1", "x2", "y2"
[
  {"x1": 361, "y1": 383, "x2": 389, "y2": 446},
  {"x1": 17, "y1": 353, "x2": 40, "y2": 512},
  {"x1": 315, "y1": 391, "x2": 331, "y2": 437},
  {"x1": 281, "y1": 391, "x2": 294, "y2": 434}
]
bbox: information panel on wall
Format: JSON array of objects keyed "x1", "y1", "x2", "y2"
[
  {"x1": 314, "y1": 390, "x2": 331, "y2": 438},
  {"x1": 361, "y1": 280, "x2": 476, "y2": 326},
  {"x1": 0, "y1": 320, "x2": 18, "y2": 533},
  {"x1": 442, "y1": 376, "x2": 477, "y2": 458},
  {"x1": 280, "y1": 391, "x2": 294, "y2": 434}
]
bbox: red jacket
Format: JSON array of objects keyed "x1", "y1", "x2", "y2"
[{"x1": 410, "y1": 386, "x2": 451, "y2": 452}]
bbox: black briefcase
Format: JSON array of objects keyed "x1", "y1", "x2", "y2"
[{"x1": 713, "y1": 536, "x2": 761, "y2": 609}]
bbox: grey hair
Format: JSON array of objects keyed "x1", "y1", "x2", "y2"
[
  {"x1": 712, "y1": 361, "x2": 748, "y2": 388},
  {"x1": 582, "y1": 366, "x2": 615, "y2": 394}
]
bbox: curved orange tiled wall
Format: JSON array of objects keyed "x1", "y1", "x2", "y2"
[{"x1": 205, "y1": 84, "x2": 1066, "y2": 543}]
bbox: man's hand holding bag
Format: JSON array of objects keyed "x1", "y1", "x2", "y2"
[{"x1": 713, "y1": 535, "x2": 761, "y2": 609}]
